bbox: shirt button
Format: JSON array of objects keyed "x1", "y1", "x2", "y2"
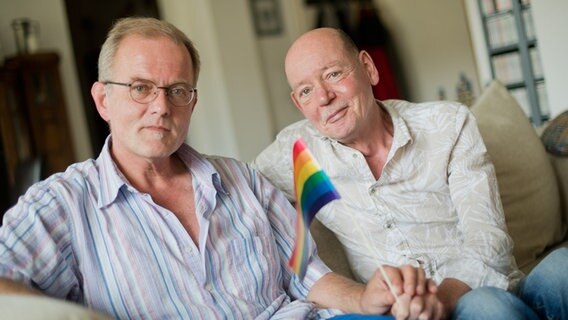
[
  {"x1": 352, "y1": 153, "x2": 358, "y2": 158},
  {"x1": 430, "y1": 270, "x2": 436, "y2": 276},
  {"x1": 369, "y1": 188, "x2": 376, "y2": 195},
  {"x1": 385, "y1": 222, "x2": 393, "y2": 229}
]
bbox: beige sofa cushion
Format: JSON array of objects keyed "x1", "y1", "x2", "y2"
[
  {"x1": 471, "y1": 80, "x2": 565, "y2": 272},
  {"x1": 0, "y1": 295, "x2": 110, "y2": 319},
  {"x1": 311, "y1": 219, "x2": 354, "y2": 279}
]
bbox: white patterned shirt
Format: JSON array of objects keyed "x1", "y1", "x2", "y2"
[
  {"x1": 253, "y1": 100, "x2": 523, "y2": 291},
  {"x1": 0, "y1": 137, "x2": 337, "y2": 319}
]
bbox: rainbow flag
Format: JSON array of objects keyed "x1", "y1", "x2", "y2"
[{"x1": 289, "y1": 138, "x2": 341, "y2": 279}]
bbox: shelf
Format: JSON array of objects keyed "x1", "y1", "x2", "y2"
[
  {"x1": 489, "y1": 39, "x2": 536, "y2": 55},
  {"x1": 505, "y1": 77, "x2": 544, "y2": 90},
  {"x1": 476, "y1": 0, "x2": 546, "y2": 126}
]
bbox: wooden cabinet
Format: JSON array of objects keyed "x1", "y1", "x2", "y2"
[{"x1": 0, "y1": 52, "x2": 75, "y2": 208}]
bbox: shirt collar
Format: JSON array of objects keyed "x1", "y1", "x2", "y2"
[
  {"x1": 176, "y1": 143, "x2": 228, "y2": 197},
  {"x1": 96, "y1": 135, "x2": 127, "y2": 208},
  {"x1": 96, "y1": 135, "x2": 227, "y2": 210},
  {"x1": 380, "y1": 100, "x2": 413, "y2": 150}
]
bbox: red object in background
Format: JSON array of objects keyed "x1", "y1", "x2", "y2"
[
  {"x1": 311, "y1": 0, "x2": 403, "y2": 100},
  {"x1": 364, "y1": 46, "x2": 401, "y2": 100},
  {"x1": 356, "y1": 2, "x2": 401, "y2": 100}
]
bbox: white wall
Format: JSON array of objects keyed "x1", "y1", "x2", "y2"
[
  {"x1": 159, "y1": 0, "x2": 241, "y2": 159},
  {"x1": 532, "y1": 0, "x2": 568, "y2": 118},
  {"x1": 0, "y1": 0, "x2": 92, "y2": 161},
  {"x1": 373, "y1": 0, "x2": 480, "y2": 101},
  {"x1": 3, "y1": 0, "x2": 567, "y2": 166}
]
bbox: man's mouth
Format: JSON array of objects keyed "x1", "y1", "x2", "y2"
[{"x1": 324, "y1": 106, "x2": 348, "y2": 125}]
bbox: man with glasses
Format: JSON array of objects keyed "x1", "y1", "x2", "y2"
[{"x1": 0, "y1": 17, "x2": 443, "y2": 319}]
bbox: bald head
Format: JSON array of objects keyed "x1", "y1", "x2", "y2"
[{"x1": 284, "y1": 28, "x2": 359, "y2": 86}]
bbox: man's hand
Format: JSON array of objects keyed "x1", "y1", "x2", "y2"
[
  {"x1": 360, "y1": 265, "x2": 444, "y2": 320},
  {"x1": 307, "y1": 265, "x2": 444, "y2": 319},
  {"x1": 390, "y1": 292, "x2": 445, "y2": 320}
]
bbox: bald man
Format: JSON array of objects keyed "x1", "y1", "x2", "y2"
[{"x1": 254, "y1": 28, "x2": 568, "y2": 319}]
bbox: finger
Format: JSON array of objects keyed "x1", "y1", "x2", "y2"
[
  {"x1": 399, "y1": 264, "x2": 418, "y2": 296},
  {"x1": 409, "y1": 295, "x2": 425, "y2": 319},
  {"x1": 420, "y1": 294, "x2": 443, "y2": 320},
  {"x1": 365, "y1": 271, "x2": 397, "y2": 309},
  {"x1": 427, "y1": 279, "x2": 438, "y2": 294},
  {"x1": 392, "y1": 293, "x2": 411, "y2": 320},
  {"x1": 415, "y1": 267, "x2": 426, "y2": 295},
  {"x1": 435, "y1": 299, "x2": 446, "y2": 320},
  {"x1": 380, "y1": 265, "x2": 404, "y2": 295}
]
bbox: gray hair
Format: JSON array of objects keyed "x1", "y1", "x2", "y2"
[{"x1": 97, "y1": 17, "x2": 201, "y2": 83}]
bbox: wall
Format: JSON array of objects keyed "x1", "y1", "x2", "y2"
[
  {"x1": 532, "y1": 0, "x2": 568, "y2": 118},
  {"x1": 161, "y1": 0, "x2": 276, "y2": 161},
  {"x1": 372, "y1": 0, "x2": 480, "y2": 101},
  {"x1": 3, "y1": 0, "x2": 567, "y2": 166}
]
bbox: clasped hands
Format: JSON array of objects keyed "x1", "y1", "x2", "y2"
[{"x1": 360, "y1": 265, "x2": 445, "y2": 320}]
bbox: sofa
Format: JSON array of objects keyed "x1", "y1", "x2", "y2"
[{"x1": 311, "y1": 80, "x2": 568, "y2": 280}]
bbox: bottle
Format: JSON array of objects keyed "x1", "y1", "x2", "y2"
[{"x1": 11, "y1": 18, "x2": 40, "y2": 54}]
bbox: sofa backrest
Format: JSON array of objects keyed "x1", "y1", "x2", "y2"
[{"x1": 471, "y1": 80, "x2": 567, "y2": 273}]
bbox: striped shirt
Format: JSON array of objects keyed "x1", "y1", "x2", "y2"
[
  {"x1": 254, "y1": 100, "x2": 522, "y2": 291},
  {"x1": 0, "y1": 137, "x2": 335, "y2": 319}
]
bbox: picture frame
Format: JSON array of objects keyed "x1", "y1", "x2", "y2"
[{"x1": 250, "y1": 0, "x2": 283, "y2": 36}]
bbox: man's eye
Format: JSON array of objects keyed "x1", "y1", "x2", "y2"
[
  {"x1": 169, "y1": 87, "x2": 187, "y2": 97},
  {"x1": 328, "y1": 71, "x2": 340, "y2": 79},
  {"x1": 299, "y1": 88, "x2": 311, "y2": 97},
  {"x1": 132, "y1": 84, "x2": 151, "y2": 93}
]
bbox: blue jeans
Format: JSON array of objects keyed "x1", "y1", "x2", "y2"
[{"x1": 453, "y1": 247, "x2": 568, "y2": 319}]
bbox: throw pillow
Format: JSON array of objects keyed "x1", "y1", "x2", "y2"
[
  {"x1": 541, "y1": 110, "x2": 568, "y2": 156},
  {"x1": 471, "y1": 80, "x2": 564, "y2": 273}
]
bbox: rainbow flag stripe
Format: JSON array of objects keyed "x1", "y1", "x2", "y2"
[{"x1": 288, "y1": 138, "x2": 341, "y2": 279}]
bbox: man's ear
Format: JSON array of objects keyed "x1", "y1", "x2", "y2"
[
  {"x1": 359, "y1": 50, "x2": 380, "y2": 86},
  {"x1": 91, "y1": 81, "x2": 110, "y2": 122}
]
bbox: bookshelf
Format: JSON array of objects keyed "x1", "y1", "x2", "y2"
[{"x1": 470, "y1": 0, "x2": 548, "y2": 126}]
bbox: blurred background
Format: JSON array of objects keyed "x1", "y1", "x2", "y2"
[{"x1": 0, "y1": 0, "x2": 567, "y2": 212}]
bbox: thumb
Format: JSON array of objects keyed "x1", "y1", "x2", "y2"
[{"x1": 391, "y1": 294, "x2": 411, "y2": 320}]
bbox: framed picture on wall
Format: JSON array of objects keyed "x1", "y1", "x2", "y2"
[{"x1": 250, "y1": 0, "x2": 283, "y2": 36}]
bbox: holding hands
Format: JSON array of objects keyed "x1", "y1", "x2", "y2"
[{"x1": 361, "y1": 265, "x2": 445, "y2": 320}]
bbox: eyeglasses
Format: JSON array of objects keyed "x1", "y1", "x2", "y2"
[{"x1": 103, "y1": 80, "x2": 197, "y2": 107}]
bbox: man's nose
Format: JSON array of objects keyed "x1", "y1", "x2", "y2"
[
  {"x1": 148, "y1": 88, "x2": 171, "y2": 115},
  {"x1": 315, "y1": 84, "x2": 335, "y2": 106}
]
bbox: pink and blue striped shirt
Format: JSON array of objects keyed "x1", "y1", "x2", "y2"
[{"x1": 0, "y1": 137, "x2": 335, "y2": 319}]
